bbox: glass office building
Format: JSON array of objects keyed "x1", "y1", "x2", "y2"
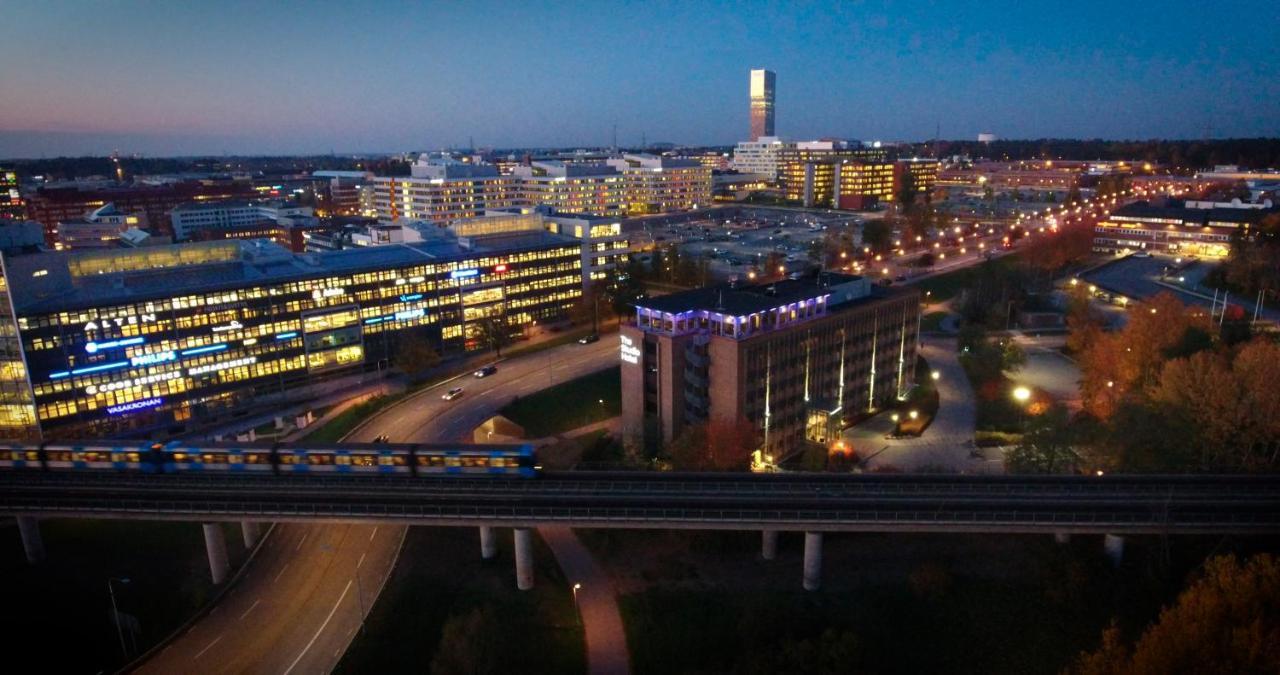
[{"x1": 0, "y1": 229, "x2": 585, "y2": 438}]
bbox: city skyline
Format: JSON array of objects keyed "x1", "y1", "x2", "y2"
[{"x1": 2, "y1": 0, "x2": 1278, "y2": 158}]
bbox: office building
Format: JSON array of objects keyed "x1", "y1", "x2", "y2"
[
  {"x1": 0, "y1": 225, "x2": 587, "y2": 439},
  {"x1": 731, "y1": 137, "x2": 795, "y2": 181},
  {"x1": 778, "y1": 143, "x2": 890, "y2": 207},
  {"x1": 312, "y1": 170, "x2": 375, "y2": 217},
  {"x1": 606, "y1": 154, "x2": 712, "y2": 214},
  {"x1": 511, "y1": 161, "x2": 628, "y2": 217},
  {"x1": 370, "y1": 156, "x2": 525, "y2": 223},
  {"x1": 1092, "y1": 201, "x2": 1280, "y2": 258},
  {"x1": 169, "y1": 200, "x2": 314, "y2": 241},
  {"x1": 620, "y1": 273, "x2": 920, "y2": 460},
  {"x1": 25, "y1": 181, "x2": 261, "y2": 246},
  {"x1": 1, "y1": 169, "x2": 22, "y2": 220},
  {"x1": 749, "y1": 69, "x2": 776, "y2": 141},
  {"x1": 55, "y1": 203, "x2": 149, "y2": 250},
  {"x1": 0, "y1": 221, "x2": 44, "y2": 254}
]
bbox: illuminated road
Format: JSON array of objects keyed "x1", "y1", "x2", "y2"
[{"x1": 127, "y1": 337, "x2": 618, "y2": 673}]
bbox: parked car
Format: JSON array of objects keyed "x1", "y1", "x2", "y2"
[{"x1": 442, "y1": 387, "x2": 465, "y2": 401}]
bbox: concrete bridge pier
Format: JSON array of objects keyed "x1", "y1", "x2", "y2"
[
  {"x1": 761, "y1": 530, "x2": 779, "y2": 560},
  {"x1": 241, "y1": 521, "x2": 263, "y2": 549},
  {"x1": 1103, "y1": 534, "x2": 1125, "y2": 567},
  {"x1": 203, "y1": 523, "x2": 231, "y2": 584},
  {"x1": 16, "y1": 516, "x2": 45, "y2": 564},
  {"x1": 802, "y1": 532, "x2": 823, "y2": 591},
  {"x1": 513, "y1": 528, "x2": 534, "y2": 590},
  {"x1": 1054, "y1": 532, "x2": 1071, "y2": 545},
  {"x1": 479, "y1": 526, "x2": 497, "y2": 560}
]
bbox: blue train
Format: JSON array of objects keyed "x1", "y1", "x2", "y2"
[{"x1": 0, "y1": 440, "x2": 537, "y2": 478}]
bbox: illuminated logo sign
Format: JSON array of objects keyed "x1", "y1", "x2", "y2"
[
  {"x1": 130, "y1": 350, "x2": 176, "y2": 367},
  {"x1": 84, "y1": 314, "x2": 157, "y2": 332},
  {"x1": 211, "y1": 320, "x2": 244, "y2": 333},
  {"x1": 311, "y1": 288, "x2": 345, "y2": 299},
  {"x1": 450, "y1": 268, "x2": 479, "y2": 280},
  {"x1": 107, "y1": 397, "x2": 163, "y2": 415},
  {"x1": 620, "y1": 334, "x2": 641, "y2": 365},
  {"x1": 493, "y1": 264, "x2": 508, "y2": 273},
  {"x1": 85, "y1": 337, "x2": 145, "y2": 353},
  {"x1": 394, "y1": 309, "x2": 425, "y2": 321},
  {"x1": 188, "y1": 356, "x2": 257, "y2": 376},
  {"x1": 181, "y1": 344, "x2": 226, "y2": 357},
  {"x1": 399, "y1": 293, "x2": 423, "y2": 302}
]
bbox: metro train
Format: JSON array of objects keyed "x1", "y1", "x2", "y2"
[{"x1": 0, "y1": 440, "x2": 538, "y2": 478}]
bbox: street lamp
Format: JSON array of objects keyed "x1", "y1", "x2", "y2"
[
  {"x1": 572, "y1": 583, "x2": 582, "y2": 624},
  {"x1": 108, "y1": 577, "x2": 131, "y2": 658},
  {"x1": 1012, "y1": 386, "x2": 1031, "y2": 403},
  {"x1": 930, "y1": 370, "x2": 940, "y2": 381}
]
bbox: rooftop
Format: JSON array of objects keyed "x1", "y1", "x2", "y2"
[
  {"x1": 638, "y1": 272, "x2": 877, "y2": 316},
  {"x1": 5, "y1": 229, "x2": 577, "y2": 314},
  {"x1": 1112, "y1": 201, "x2": 1280, "y2": 225}
]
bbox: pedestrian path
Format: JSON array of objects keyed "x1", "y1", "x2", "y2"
[{"x1": 538, "y1": 526, "x2": 631, "y2": 675}]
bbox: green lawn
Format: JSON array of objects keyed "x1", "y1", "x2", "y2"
[
  {"x1": 334, "y1": 526, "x2": 584, "y2": 675},
  {"x1": 501, "y1": 367, "x2": 621, "y2": 438},
  {"x1": 0, "y1": 519, "x2": 248, "y2": 673},
  {"x1": 301, "y1": 395, "x2": 403, "y2": 443},
  {"x1": 920, "y1": 311, "x2": 951, "y2": 332},
  {"x1": 916, "y1": 253, "x2": 1023, "y2": 302}
]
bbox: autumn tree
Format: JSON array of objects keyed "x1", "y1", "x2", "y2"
[
  {"x1": 1066, "y1": 554, "x2": 1280, "y2": 675},
  {"x1": 666, "y1": 418, "x2": 758, "y2": 471},
  {"x1": 430, "y1": 606, "x2": 502, "y2": 675},
  {"x1": 394, "y1": 329, "x2": 442, "y2": 379},
  {"x1": 1005, "y1": 405, "x2": 1078, "y2": 474}
]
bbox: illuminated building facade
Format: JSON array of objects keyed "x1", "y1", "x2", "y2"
[
  {"x1": 170, "y1": 200, "x2": 313, "y2": 241},
  {"x1": 749, "y1": 69, "x2": 776, "y2": 141},
  {"x1": 55, "y1": 203, "x2": 148, "y2": 250},
  {"x1": 1, "y1": 169, "x2": 22, "y2": 220},
  {"x1": 731, "y1": 137, "x2": 795, "y2": 181},
  {"x1": 25, "y1": 182, "x2": 260, "y2": 246},
  {"x1": 620, "y1": 274, "x2": 920, "y2": 460},
  {"x1": 0, "y1": 232, "x2": 584, "y2": 438},
  {"x1": 778, "y1": 144, "x2": 890, "y2": 206},
  {"x1": 1092, "y1": 201, "x2": 1279, "y2": 258},
  {"x1": 606, "y1": 154, "x2": 712, "y2": 214},
  {"x1": 512, "y1": 162, "x2": 628, "y2": 217}
]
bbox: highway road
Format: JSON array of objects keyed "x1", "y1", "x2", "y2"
[
  {"x1": 128, "y1": 337, "x2": 617, "y2": 673},
  {"x1": 346, "y1": 337, "x2": 618, "y2": 443}
]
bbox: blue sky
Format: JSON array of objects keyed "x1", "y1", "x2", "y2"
[{"x1": 1, "y1": 0, "x2": 1277, "y2": 156}]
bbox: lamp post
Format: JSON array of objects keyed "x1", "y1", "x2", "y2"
[
  {"x1": 107, "y1": 577, "x2": 130, "y2": 658},
  {"x1": 572, "y1": 583, "x2": 582, "y2": 625},
  {"x1": 1012, "y1": 386, "x2": 1031, "y2": 434}
]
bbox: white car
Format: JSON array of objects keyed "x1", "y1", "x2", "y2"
[{"x1": 442, "y1": 387, "x2": 465, "y2": 401}]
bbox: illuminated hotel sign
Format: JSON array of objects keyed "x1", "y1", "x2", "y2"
[
  {"x1": 620, "y1": 334, "x2": 641, "y2": 365},
  {"x1": 450, "y1": 268, "x2": 479, "y2": 280},
  {"x1": 107, "y1": 397, "x2": 163, "y2": 415},
  {"x1": 130, "y1": 350, "x2": 176, "y2": 367}
]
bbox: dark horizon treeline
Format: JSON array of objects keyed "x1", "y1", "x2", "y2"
[{"x1": 933, "y1": 138, "x2": 1280, "y2": 171}]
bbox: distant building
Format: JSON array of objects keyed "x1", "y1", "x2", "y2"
[
  {"x1": 778, "y1": 143, "x2": 890, "y2": 206},
  {"x1": 732, "y1": 136, "x2": 795, "y2": 181},
  {"x1": 978, "y1": 133, "x2": 998, "y2": 143},
  {"x1": 511, "y1": 161, "x2": 628, "y2": 217},
  {"x1": 169, "y1": 200, "x2": 314, "y2": 241},
  {"x1": 749, "y1": 69, "x2": 776, "y2": 141},
  {"x1": 370, "y1": 156, "x2": 525, "y2": 223},
  {"x1": 621, "y1": 273, "x2": 919, "y2": 460},
  {"x1": 0, "y1": 220, "x2": 44, "y2": 254},
  {"x1": 312, "y1": 170, "x2": 375, "y2": 216},
  {"x1": 55, "y1": 203, "x2": 148, "y2": 250},
  {"x1": 1092, "y1": 201, "x2": 1280, "y2": 258},
  {"x1": 25, "y1": 181, "x2": 259, "y2": 246},
  {"x1": 1, "y1": 169, "x2": 22, "y2": 220},
  {"x1": 605, "y1": 154, "x2": 712, "y2": 214}
]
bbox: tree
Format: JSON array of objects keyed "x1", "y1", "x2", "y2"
[
  {"x1": 473, "y1": 316, "x2": 512, "y2": 358},
  {"x1": 762, "y1": 251, "x2": 785, "y2": 280},
  {"x1": 860, "y1": 219, "x2": 893, "y2": 252},
  {"x1": 741, "y1": 629, "x2": 862, "y2": 675},
  {"x1": 430, "y1": 606, "x2": 503, "y2": 675},
  {"x1": 394, "y1": 330, "x2": 441, "y2": 379},
  {"x1": 1004, "y1": 405, "x2": 1079, "y2": 473},
  {"x1": 1065, "y1": 554, "x2": 1280, "y2": 675},
  {"x1": 666, "y1": 418, "x2": 757, "y2": 471}
]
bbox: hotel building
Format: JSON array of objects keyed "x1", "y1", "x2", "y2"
[
  {"x1": 620, "y1": 273, "x2": 920, "y2": 461},
  {"x1": 1092, "y1": 201, "x2": 1280, "y2": 258},
  {"x1": 0, "y1": 225, "x2": 588, "y2": 439}
]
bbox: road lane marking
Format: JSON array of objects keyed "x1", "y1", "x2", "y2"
[
  {"x1": 238, "y1": 598, "x2": 261, "y2": 621},
  {"x1": 274, "y1": 561, "x2": 290, "y2": 584},
  {"x1": 369, "y1": 526, "x2": 378, "y2": 542},
  {"x1": 282, "y1": 580, "x2": 353, "y2": 675},
  {"x1": 357, "y1": 552, "x2": 366, "y2": 569},
  {"x1": 295, "y1": 532, "x2": 308, "y2": 551},
  {"x1": 193, "y1": 635, "x2": 223, "y2": 660}
]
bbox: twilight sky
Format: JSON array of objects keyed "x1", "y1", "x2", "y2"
[{"x1": 1, "y1": 0, "x2": 1277, "y2": 157}]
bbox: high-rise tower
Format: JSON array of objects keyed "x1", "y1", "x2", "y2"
[{"x1": 749, "y1": 69, "x2": 775, "y2": 141}]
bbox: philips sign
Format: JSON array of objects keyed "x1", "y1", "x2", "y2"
[{"x1": 130, "y1": 350, "x2": 176, "y2": 367}]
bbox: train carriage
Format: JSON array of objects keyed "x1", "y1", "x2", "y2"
[{"x1": 0, "y1": 443, "x2": 38, "y2": 469}]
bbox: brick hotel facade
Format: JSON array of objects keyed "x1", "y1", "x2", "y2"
[{"x1": 620, "y1": 274, "x2": 920, "y2": 461}]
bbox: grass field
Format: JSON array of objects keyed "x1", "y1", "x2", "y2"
[
  {"x1": 501, "y1": 367, "x2": 621, "y2": 438},
  {"x1": 0, "y1": 519, "x2": 248, "y2": 673},
  {"x1": 920, "y1": 310, "x2": 951, "y2": 332},
  {"x1": 334, "y1": 526, "x2": 584, "y2": 674},
  {"x1": 916, "y1": 253, "x2": 1023, "y2": 302}
]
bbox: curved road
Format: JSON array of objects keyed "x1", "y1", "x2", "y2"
[{"x1": 133, "y1": 338, "x2": 620, "y2": 674}]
